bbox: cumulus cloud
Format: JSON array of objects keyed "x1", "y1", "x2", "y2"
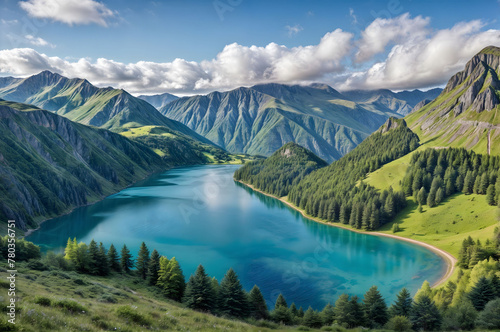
[
  {"x1": 341, "y1": 18, "x2": 500, "y2": 91},
  {"x1": 285, "y1": 24, "x2": 303, "y2": 37},
  {"x1": 25, "y1": 35, "x2": 55, "y2": 48},
  {"x1": 0, "y1": 13, "x2": 499, "y2": 94},
  {"x1": 0, "y1": 29, "x2": 353, "y2": 94},
  {"x1": 19, "y1": 0, "x2": 115, "y2": 27}
]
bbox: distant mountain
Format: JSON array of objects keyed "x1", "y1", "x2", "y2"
[
  {"x1": 234, "y1": 142, "x2": 328, "y2": 196},
  {"x1": 0, "y1": 100, "x2": 166, "y2": 231},
  {"x1": 0, "y1": 71, "x2": 212, "y2": 147},
  {"x1": 405, "y1": 46, "x2": 500, "y2": 155},
  {"x1": 160, "y1": 83, "x2": 404, "y2": 162},
  {"x1": 342, "y1": 88, "x2": 442, "y2": 116},
  {"x1": 137, "y1": 92, "x2": 179, "y2": 109}
]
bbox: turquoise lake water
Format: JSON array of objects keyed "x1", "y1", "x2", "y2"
[{"x1": 26, "y1": 165, "x2": 446, "y2": 309}]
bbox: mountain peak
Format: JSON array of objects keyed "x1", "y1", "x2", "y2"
[
  {"x1": 478, "y1": 45, "x2": 500, "y2": 56},
  {"x1": 379, "y1": 117, "x2": 407, "y2": 134}
]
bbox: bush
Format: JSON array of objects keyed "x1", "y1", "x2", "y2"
[
  {"x1": 0, "y1": 279, "x2": 10, "y2": 289},
  {"x1": 0, "y1": 317, "x2": 17, "y2": 331},
  {"x1": 27, "y1": 260, "x2": 48, "y2": 271},
  {"x1": 116, "y1": 305, "x2": 150, "y2": 325},
  {"x1": 98, "y1": 293, "x2": 117, "y2": 303},
  {"x1": 54, "y1": 299, "x2": 86, "y2": 313},
  {"x1": 386, "y1": 315, "x2": 412, "y2": 332},
  {"x1": 34, "y1": 296, "x2": 52, "y2": 306}
]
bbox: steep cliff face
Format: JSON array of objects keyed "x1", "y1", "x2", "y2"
[
  {"x1": 406, "y1": 46, "x2": 500, "y2": 155},
  {"x1": 0, "y1": 102, "x2": 164, "y2": 231}
]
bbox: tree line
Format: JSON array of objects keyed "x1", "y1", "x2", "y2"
[
  {"x1": 401, "y1": 148, "x2": 500, "y2": 208},
  {"x1": 287, "y1": 120, "x2": 419, "y2": 230}
]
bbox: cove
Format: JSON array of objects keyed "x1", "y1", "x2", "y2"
[{"x1": 26, "y1": 165, "x2": 447, "y2": 309}]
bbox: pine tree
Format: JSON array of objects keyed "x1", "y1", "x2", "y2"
[
  {"x1": 248, "y1": 285, "x2": 268, "y2": 320},
  {"x1": 334, "y1": 294, "x2": 364, "y2": 328},
  {"x1": 96, "y1": 242, "x2": 109, "y2": 276},
  {"x1": 147, "y1": 249, "x2": 161, "y2": 285},
  {"x1": 303, "y1": 307, "x2": 323, "y2": 328},
  {"x1": 321, "y1": 303, "x2": 335, "y2": 326},
  {"x1": 275, "y1": 293, "x2": 288, "y2": 309},
  {"x1": 468, "y1": 276, "x2": 496, "y2": 311},
  {"x1": 463, "y1": 171, "x2": 474, "y2": 194},
  {"x1": 107, "y1": 244, "x2": 121, "y2": 272},
  {"x1": 120, "y1": 244, "x2": 134, "y2": 273},
  {"x1": 136, "y1": 242, "x2": 150, "y2": 280},
  {"x1": 75, "y1": 242, "x2": 90, "y2": 273},
  {"x1": 183, "y1": 265, "x2": 216, "y2": 312},
  {"x1": 410, "y1": 295, "x2": 442, "y2": 331},
  {"x1": 219, "y1": 268, "x2": 248, "y2": 318},
  {"x1": 298, "y1": 306, "x2": 304, "y2": 318},
  {"x1": 64, "y1": 237, "x2": 77, "y2": 262},
  {"x1": 435, "y1": 187, "x2": 444, "y2": 205},
  {"x1": 363, "y1": 285, "x2": 388, "y2": 328},
  {"x1": 88, "y1": 239, "x2": 99, "y2": 275},
  {"x1": 487, "y1": 184, "x2": 496, "y2": 206},
  {"x1": 272, "y1": 294, "x2": 292, "y2": 324},
  {"x1": 157, "y1": 256, "x2": 185, "y2": 301},
  {"x1": 390, "y1": 288, "x2": 412, "y2": 318},
  {"x1": 417, "y1": 187, "x2": 427, "y2": 206},
  {"x1": 427, "y1": 188, "x2": 436, "y2": 207}
]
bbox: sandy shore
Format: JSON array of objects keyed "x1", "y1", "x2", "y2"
[{"x1": 236, "y1": 179, "x2": 456, "y2": 288}]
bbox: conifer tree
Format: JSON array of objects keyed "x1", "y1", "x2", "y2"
[
  {"x1": 183, "y1": 265, "x2": 215, "y2": 312},
  {"x1": 88, "y1": 239, "x2": 99, "y2": 275},
  {"x1": 321, "y1": 303, "x2": 335, "y2": 326},
  {"x1": 96, "y1": 242, "x2": 109, "y2": 275},
  {"x1": 147, "y1": 249, "x2": 161, "y2": 285},
  {"x1": 64, "y1": 237, "x2": 77, "y2": 262},
  {"x1": 303, "y1": 307, "x2": 323, "y2": 328},
  {"x1": 107, "y1": 244, "x2": 121, "y2": 272},
  {"x1": 487, "y1": 184, "x2": 496, "y2": 205},
  {"x1": 157, "y1": 256, "x2": 185, "y2": 301},
  {"x1": 273, "y1": 294, "x2": 292, "y2": 324},
  {"x1": 136, "y1": 242, "x2": 150, "y2": 280},
  {"x1": 363, "y1": 285, "x2": 388, "y2": 327},
  {"x1": 410, "y1": 295, "x2": 442, "y2": 331},
  {"x1": 468, "y1": 276, "x2": 496, "y2": 311},
  {"x1": 248, "y1": 285, "x2": 268, "y2": 320},
  {"x1": 219, "y1": 268, "x2": 248, "y2": 318},
  {"x1": 120, "y1": 244, "x2": 134, "y2": 273},
  {"x1": 390, "y1": 288, "x2": 413, "y2": 317}
]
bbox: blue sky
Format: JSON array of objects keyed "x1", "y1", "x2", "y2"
[{"x1": 0, "y1": 0, "x2": 499, "y2": 94}]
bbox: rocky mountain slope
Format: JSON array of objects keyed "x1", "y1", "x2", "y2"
[
  {"x1": 405, "y1": 46, "x2": 500, "y2": 155},
  {"x1": 160, "y1": 84, "x2": 406, "y2": 162},
  {"x1": 0, "y1": 100, "x2": 166, "y2": 231},
  {"x1": 137, "y1": 92, "x2": 179, "y2": 109}
]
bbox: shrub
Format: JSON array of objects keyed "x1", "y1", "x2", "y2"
[
  {"x1": 26, "y1": 260, "x2": 47, "y2": 271},
  {"x1": 476, "y1": 298, "x2": 500, "y2": 329},
  {"x1": 98, "y1": 293, "x2": 117, "y2": 303},
  {"x1": 386, "y1": 315, "x2": 412, "y2": 332},
  {"x1": 34, "y1": 296, "x2": 52, "y2": 306},
  {"x1": 54, "y1": 299, "x2": 86, "y2": 313}
]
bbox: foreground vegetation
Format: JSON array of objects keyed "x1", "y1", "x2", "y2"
[{"x1": 1, "y1": 234, "x2": 500, "y2": 331}]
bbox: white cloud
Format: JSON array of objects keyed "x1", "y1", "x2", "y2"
[
  {"x1": 25, "y1": 35, "x2": 55, "y2": 48},
  {"x1": 356, "y1": 13, "x2": 430, "y2": 62},
  {"x1": 285, "y1": 24, "x2": 303, "y2": 37},
  {"x1": 19, "y1": 0, "x2": 116, "y2": 27},
  {"x1": 349, "y1": 8, "x2": 358, "y2": 25},
  {"x1": 0, "y1": 29, "x2": 353, "y2": 94},
  {"x1": 341, "y1": 17, "x2": 500, "y2": 91},
  {"x1": 0, "y1": 14, "x2": 498, "y2": 94}
]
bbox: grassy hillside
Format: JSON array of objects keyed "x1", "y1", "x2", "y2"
[{"x1": 0, "y1": 262, "x2": 301, "y2": 332}]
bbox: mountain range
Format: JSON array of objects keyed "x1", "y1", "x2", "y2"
[
  {"x1": 160, "y1": 83, "x2": 440, "y2": 162},
  {"x1": 137, "y1": 92, "x2": 179, "y2": 109}
]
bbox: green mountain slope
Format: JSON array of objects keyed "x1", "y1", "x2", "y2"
[
  {"x1": 234, "y1": 142, "x2": 328, "y2": 196},
  {"x1": 0, "y1": 100, "x2": 169, "y2": 231},
  {"x1": 0, "y1": 71, "x2": 214, "y2": 148},
  {"x1": 405, "y1": 46, "x2": 500, "y2": 155},
  {"x1": 137, "y1": 92, "x2": 179, "y2": 109},
  {"x1": 160, "y1": 84, "x2": 405, "y2": 162}
]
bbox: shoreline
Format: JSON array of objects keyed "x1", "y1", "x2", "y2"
[{"x1": 235, "y1": 179, "x2": 457, "y2": 288}]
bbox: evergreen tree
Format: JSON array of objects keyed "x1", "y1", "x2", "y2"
[
  {"x1": 386, "y1": 315, "x2": 412, "y2": 332},
  {"x1": 248, "y1": 285, "x2": 268, "y2": 320},
  {"x1": 475, "y1": 298, "x2": 500, "y2": 330},
  {"x1": 321, "y1": 303, "x2": 335, "y2": 326},
  {"x1": 147, "y1": 249, "x2": 161, "y2": 285},
  {"x1": 334, "y1": 294, "x2": 364, "y2": 328},
  {"x1": 275, "y1": 293, "x2": 288, "y2": 308},
  {"x1": 442, "y1": 300, "x2": 477, "y2": 331},
  {"x1": 157, "y1": 256, "x2": 185, "y2": 301},
  {"x1": 219, "y1": 268, "x2": 248, "y2": 318},
  {"x1": 410, "y1": 295, "x2": 442, "y2": 331},
  {"x1": 468, "y1": 276, "x2": 496, "y2": 311},
  {"x1": 96, "y1": 242, "x2": 109, "y2": 276},
  {"x1": 487, "y1": 184, "x2": 496, "y2": 206},
  {"x1": 297, "y1": 306, "x2": 304, "y2": 318},
  {"x1": 74, "y1": 242, "x2": 91, "y2": 273},
  {"x1": 136, "y1": 242, "x2": 150, "y2": 280},
  {"x1": 183, "y1": 265, "x2": 216, "y2": 313},
  {"x1": 303, "y1": 307, "x2": 323, "y2": 328},
  {"x1": 363, "y1": 285, "x2": 388, "y2": 327},
  {"x1": 390, "y1": 288, "x2": 413, "y2": 317},
  {"x1": 463, "y1": 171, "x2": 474, "y2": 194},
  {"x1": 120, "y1": 244, "x2": 134, "y2": 273},
  {"x1": 64, "y1": 237, "x2": 77, "y2": 262},
  {"x1": 107, "y1": 244, "x2": 121, "y2": 272},
  {"x1": 272, "y1": 294, "x2": 292, "y2": 324},
  {"x1": 88, "y1": 239, "x2": 99, "y2": 275},
  {"x1": 417, "y1": 187, "x2": 427, "y2": 206},
  {"x1": 435, "y1": 187, "x2": 444, "y2": 205},
  {"x1": 427, "y1": 188, "x2": 436, "y2": 207}
]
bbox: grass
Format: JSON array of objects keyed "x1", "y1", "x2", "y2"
[
  {"x1": 1, "y1": 263, "x2": 319, "y2": 332},
  {"x1": 364, "y1": 152, "x2": 414, "y2": 191}
]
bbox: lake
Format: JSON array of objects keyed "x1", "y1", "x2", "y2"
[{"x1": 26, "y1": 165, "x2": 447, "y2": 309}]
